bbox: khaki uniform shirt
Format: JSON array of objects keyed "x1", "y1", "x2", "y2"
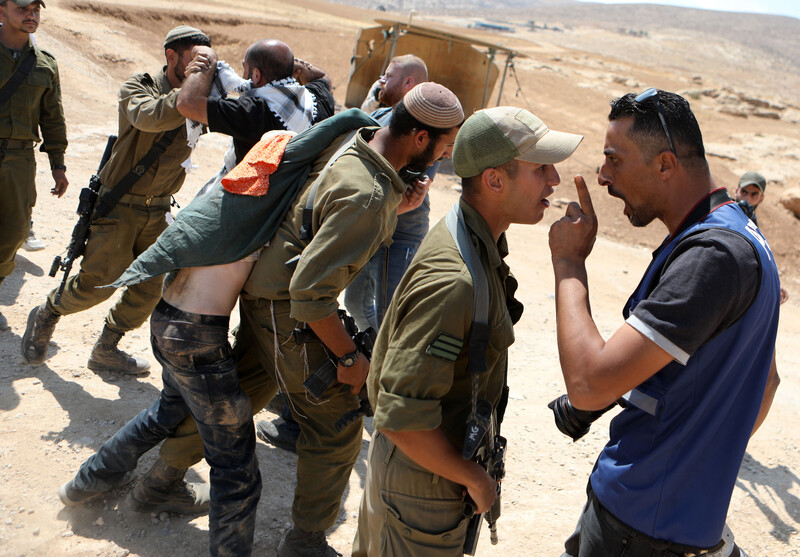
[
  {"x1": 98, "y1": 69, "x2": 189, "y2": 197},
  {"x1": 0, "y1": 39, "x2": 66, "y2": 167},
  {"x1": 369, "y1": 199, "x2": 519, "y2": 449},
  {"x1": 244, "y1": 127, "x2": 406, "y2": 323}
]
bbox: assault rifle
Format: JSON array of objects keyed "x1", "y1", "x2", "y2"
[
  {"x1": 462, "y1": 399, "x2": 507, "y2": 555},
  {"x1": 294, "y1": 310, "x2": 377, "y2": 431},
  {"x1": 49, "y1": 135, "x2": 116, "y2": 305}
]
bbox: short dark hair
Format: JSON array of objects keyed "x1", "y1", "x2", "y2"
[
  {"x1": 164, "y1": 34, "x2": 211, "y2": 56},
  {"x1": 609, "y1": 90, "x2": 705, "y2": 162},
  {"x1": 388, "y1": 100, "x2": 453, "y2": 144},
  {"x1": 460, "y1": 159, "x2": 518, "y2": 196}
]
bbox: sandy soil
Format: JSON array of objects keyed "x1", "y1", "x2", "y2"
[{"x1": 0, "y1": 0, "x2": 798, "y2": 555}]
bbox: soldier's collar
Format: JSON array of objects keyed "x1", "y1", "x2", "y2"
[{"x1": 458, "y1": 198, "x2": 505, "y2": 270}]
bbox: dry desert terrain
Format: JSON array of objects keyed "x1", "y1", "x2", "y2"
[{"x1": 0, "y1": 0, "x2": 798, "y2": 555}]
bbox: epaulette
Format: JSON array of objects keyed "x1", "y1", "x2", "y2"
[{"x1": 37, "y1": 48, "x2": 57, "y2": 61}]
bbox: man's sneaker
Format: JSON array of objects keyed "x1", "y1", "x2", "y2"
[
  {"x1": 127, "y1": 458, "x2": 209, "y2": 515},
  {"x1": 256, "y1": 418, "x2": 298, "y2": 454},
  {"x1": 58, "y1": 471, "x2": 134, "y2": 506},
  {"x1": 22, "y1": 229, "x2": 45, "y2": 251},
  {"x1": 277, "y1": 528, "x2": 342, "y2": 557},
  {"x1": 0, "y1": 311, "x2": 8, "y2": 332},
  {"x1": 21, "y1": 303, "x2": 60, "y2": 364}
]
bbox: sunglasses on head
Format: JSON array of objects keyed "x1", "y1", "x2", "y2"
[{"x1": 635, "y1": 88, "x2": 677, "y2": 157}]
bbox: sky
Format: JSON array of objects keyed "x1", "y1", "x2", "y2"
[{"x1": 582, "y1": 0, "x2": 800, "y2": 20}]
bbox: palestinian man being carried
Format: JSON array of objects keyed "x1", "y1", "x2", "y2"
[{"x1": 57, "y1": 133, "x2": 293, "y2": 557}]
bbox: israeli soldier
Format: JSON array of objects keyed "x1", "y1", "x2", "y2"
[
  {"x1": 353, "y1": 107, "x2": 583, "y2": 556},
  {"x1": 0, "y1": 0, "x2": 68, "y2": 330},
  {"x1": 21, "y1": 26, "x2": 210, "y2": 378}
]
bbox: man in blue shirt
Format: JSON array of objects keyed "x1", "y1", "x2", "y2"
[{"x1": 550, "y1": 89, "x2": 781, "y2": 556}]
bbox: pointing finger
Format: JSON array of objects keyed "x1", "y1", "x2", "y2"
[{"x1": 574, "y1": 175, "x2": 596, "y2": 217}]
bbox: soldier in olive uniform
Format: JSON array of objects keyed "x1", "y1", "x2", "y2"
[
  {"x1": 21, "y1": 26, "x2": 210, "y2": 376},
  {"x1": 353, "y1": 107, "x2": 582, "y2": 556},
  {"x1": 0, "y1": 0, "x2": 68, "y2": 331}
]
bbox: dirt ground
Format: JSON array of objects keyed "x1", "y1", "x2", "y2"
[{"x1": 0, "y1": 0, "x2": 798, "y2": 555}]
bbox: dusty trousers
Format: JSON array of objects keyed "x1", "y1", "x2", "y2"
[
  {"x1": 159, "y1": 294, "x2": 364, "y2": 532},
  {"x1": 70, "y1": 301, "x2": 259, "y2": 557}
]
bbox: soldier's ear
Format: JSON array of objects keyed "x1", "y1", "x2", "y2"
[
  {"x1": 413, "y1": 128, "x2": 429, "y2": 149},
  {"x1": 481, "y1": 168, "x2": 504, "y2": 194},
  {"x1": 165, "y1": 47, "x2": 178, "y2": 67}
]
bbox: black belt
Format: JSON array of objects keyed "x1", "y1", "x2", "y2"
[
  {"x1": 0, "y1": 139, "x2": 34, "y2": 150},
  {"x1": 595, "y1": 495, "x2": 726, "y2": 556},
  {"x1": 155, "y1": 299, "x2": 230, "y2": 328}
]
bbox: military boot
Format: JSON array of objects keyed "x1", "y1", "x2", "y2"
[
  {"x1": 88, "y1": 325, "x2": 150, "y2": 376},
  {"x1": 277, "y1": 528, "x2": 342, "y2": 557},
  {"x1": 21, "y1": 303, "x2": 60, "y2": 364},
  {"x1": 128, "y1": 458, "x2": 210, "y2": 515}
]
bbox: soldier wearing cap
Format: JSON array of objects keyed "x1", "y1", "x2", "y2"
[
  {"x1": 734, "y1": 171, "x2": 788, "y2": 303},
  {"x1": 0, "y1": 0, "x2": 68, "y2": 331},
  {"x1": 352, "y1": 106, "x2": 582, "y2": 556},
  {"x1": 22, "y1": 26, "x2": 212, "y2": 381},
  {"x1": 735, "y1": 171, "x2": 766, "y2": 226}
]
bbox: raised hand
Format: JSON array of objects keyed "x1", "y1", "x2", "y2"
[{"x1": 549, "y1": 174, "x2": 598, "y2": 263}]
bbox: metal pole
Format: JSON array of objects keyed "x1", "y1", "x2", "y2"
[
  {"x1": 383, "y1": 25, "x2": 401, "y2": 73},
  {"x1": 495, "y1": 52, "x2": 513, "y2": 106},
  {"x1": 482, "y1": 48, "x2": 496, "y2": 109}
]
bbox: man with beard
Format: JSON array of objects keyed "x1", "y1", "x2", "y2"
[
  {"x1": 344, "y1": 54, "x2": 430, "y2": 331},
  {"x1": 550, "y1": 89, "x2": 780, "y2": 556},
  {"x1": 259, "y1": 54, "x2": 430, "y2": 453},
  {"x1": 176, "y1": 38, "x2": 334, "y2": 166},
  {"x1": 22, "y1": 25, "x2": 211, "y2": 377},
  {"x1": 249, "y1": 82, "x2": 463, "y2": 557}
]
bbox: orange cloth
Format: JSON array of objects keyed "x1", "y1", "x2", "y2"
[{"x1": 222, "y1": 132, "x2": 293, "y2": 196}]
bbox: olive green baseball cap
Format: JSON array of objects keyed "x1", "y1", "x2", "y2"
[
  {"x1": 452, "y1": 106, "x2": 583, "y2": 178},
  {"x1": 163, "y1": 25, "x2": 210, "y2": 48},
  {"x1": 738, "y1": 171, "x2": 766, "y2": 193},
  {"x1": 9, "y1": 0, "x2": 46, "y2": 7}
]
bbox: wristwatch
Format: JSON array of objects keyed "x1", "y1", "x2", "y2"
[{"x1": 338, "y1": 349, "x2": 360, "y2": 367}]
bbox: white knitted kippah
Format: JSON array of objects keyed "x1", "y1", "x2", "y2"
[{"x1": 403, "y1": 82, "x2": 464, "y2": 129}]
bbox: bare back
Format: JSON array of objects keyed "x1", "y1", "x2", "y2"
[{"x1": 162, "y1": 258, "x2": 256, "y2": 317}]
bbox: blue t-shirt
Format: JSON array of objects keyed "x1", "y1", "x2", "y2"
[{"x1": 591, "y1": 195, "x2": 780, "y2": 548}]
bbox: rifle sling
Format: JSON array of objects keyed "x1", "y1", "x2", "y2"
[
  {"x1": 445, "y1": 204, "x2": 512, "y2": 431},
  {"x1": 93, "y1": 126, "x2": 182, "y2": 220},
  {"x1": 0, "y1": 50, "x2": 36, "y2": 108}
]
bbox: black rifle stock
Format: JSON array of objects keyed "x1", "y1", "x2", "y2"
[
  {"x1": 462, "y1": 402, "x2": 507, "y2": 555},
  {"x1": 49, "y1": 135, "x2": 116, "y2": 305}
]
